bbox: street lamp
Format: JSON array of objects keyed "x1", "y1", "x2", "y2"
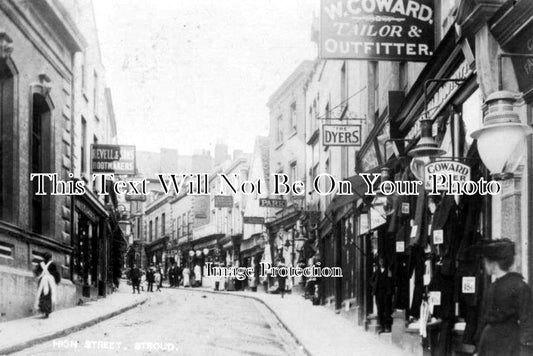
[
  {"x1": 408, "y1": 118, "x2": 446, "y2": 158},
  {"x1": 471, "y1": 53, "x2": 533, "y2": 179},
  {"x1": 471, "y1": 90, "x2": 532, "y2": 179}
]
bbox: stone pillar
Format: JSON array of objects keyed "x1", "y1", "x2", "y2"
[{"x1": 500, "y1": 175, "x2": 523, "y2": 272}]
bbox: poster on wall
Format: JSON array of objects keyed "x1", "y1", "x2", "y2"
[{"x1": 320, "y1": 0, "x2": 435, "y2": 61}]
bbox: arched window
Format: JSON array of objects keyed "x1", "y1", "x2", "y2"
[
  {"x1": 0, "y1": 59, "x2": 15, "y2": 222},
  {"x1": 30, "y1": 93, "x2": 52, "y2": 234}
]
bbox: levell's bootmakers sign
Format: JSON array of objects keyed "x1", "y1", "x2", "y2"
[
  {"x1": 320, "y1": 0, "x2": 435, "y2": 61},
  {"x1": 91, "y1": 144, "x2": 136, "y2": 175}
]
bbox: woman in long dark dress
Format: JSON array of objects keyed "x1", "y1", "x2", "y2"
[
  {"x1": 475, "y1": 239, "x2": 533, "y2": 356},
  {"x1": 33, "y1": 252, "x2": 61, "y2": 318},
  {"x1": 277, "y1": 258, "x2": 287, "y2": 298}
]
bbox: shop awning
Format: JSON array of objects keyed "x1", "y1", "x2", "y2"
[
  {"x1": 241, "y1": 233, "x2": 266, "y2": 258},
  {"x1": 325, "y1": 175, "x2": 371, "y2": 216},
  {"x1": 189, "y1": 233, "x2": 225, "y2": 250},
  {"x1": 145, "y1": 236, "x2": 169, "y2": 253}
]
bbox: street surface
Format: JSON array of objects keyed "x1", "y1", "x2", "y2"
[{"x1": 13, "y1": 289, "x2": 306, "y2": 356}]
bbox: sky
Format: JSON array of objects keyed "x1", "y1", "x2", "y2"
[{"x1": 92, "y1": 0, "x2": 318, "y2": 155}]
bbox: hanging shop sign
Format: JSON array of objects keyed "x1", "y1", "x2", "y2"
[
  {"x1": 359, "y1": 144, "x2": 379, "y2": 172},
  {"x1": 91, "y1": 144, "x2": 136, "y2": 175},
  {"x1": 214, "y1": 195, "x2": 233, "y2": 208},
  {"x1": 370, "y1": 205, "x2": 387, "y2": 230},
  {"x1": 243, "y1": 216, "x2": 265, "y2": 225},
  {"x1": 424, "y1": 161, "x2": 471, "y2": 191},
  {"x1": 259, "y1": 198, "x2": 287, "y2": 208},
  {"x1": 319, "y1": 0, "x2": 435, "y2": 61},
  {"x1": 359, "y1": 213, "x2": 370, "y2": 234},
  {"x1": 322, "y1": 124, "x2": 362, "y2": 146}
]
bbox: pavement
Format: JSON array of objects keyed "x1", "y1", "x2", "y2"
[
  {"x1": 190, "y1": 287, "x2": 409, "y2": 356},
  {"x1": 0, "y1": 286, "x2": 147, "y2": 355},
  {"x1": 0, "y1": 283, "x2": 412, "y2": 356}
]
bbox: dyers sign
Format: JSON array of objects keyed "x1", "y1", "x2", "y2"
[
  {"x1": 424, "y1": 161, "x2": 471, "y2": 191},
  {"x1": 323, "y1": 124, "x2": 361, "y2": 146},
  {"x1": 320, "y1": 0, "x2": 435, "y2": 61}
]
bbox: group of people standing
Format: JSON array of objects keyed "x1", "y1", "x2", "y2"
[
  {"x1": 129, "y1": 262, "x2": 203, "y2": 293},
  {"x1": 129, "y1": 264, "x2": 163, "y2": 293}
]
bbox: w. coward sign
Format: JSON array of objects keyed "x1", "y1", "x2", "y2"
[
  {"x1": 320, "y1": 0, "x2": 435, "y2": 61},
  {"x1": 424, "y1": 161, "x2": 471, "y2": 191}
]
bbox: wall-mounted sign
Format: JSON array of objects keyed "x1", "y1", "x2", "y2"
[
  {"x1": 243, "y1": 216, "x2": 265, "y2": 225},
  {"x1": 319, "y1": 0, "x2": 435, "y2": 61},
  {"x1": 259, "y1": 198, "x2": 286, "y2": 208},
  {"x1": 125, "y1": 194, "x2": 147, "y2": 202},
  {"x1": 214, "y1": 195, "x2": 233, "y2": 208},
  {"x1": 91, "y1": 144, "x2": 136, "y2": 175},
  {"x1": 323, "y1": 124, "x2": 361, "y2": 146},
  {"x1": 424, "y1": 161, "x2": 471, "y2": 191}
]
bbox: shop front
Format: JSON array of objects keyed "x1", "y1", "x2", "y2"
[
  {"x1": 145, "y1": 236, "x2": 169, "y2": 271},
  {"x1": 72, "y1": 193, "x2": 109, "y2": 299},
  {"x1": 353, "y1": 25, "x2": 500, "y2": 355}
]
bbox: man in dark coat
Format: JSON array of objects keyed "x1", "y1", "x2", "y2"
[
  {"x1": 372, "y1": 257, "x2": 394, "y2": 333},
  {"x1": 130, "y1": 264, "x2": 141, "y2": 294},
  {"x1": 146, "y1": 266, "x2": 155, "y2": 292},
  {"x1": 33, "y1": 252, "x2": 61, "y2": 318}
]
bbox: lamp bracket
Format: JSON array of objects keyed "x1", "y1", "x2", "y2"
[
  {"x1": 424, "y1": 78, "x2": 467, "y2": 120},
  {"x1": 383, "y1": 138, "x2": 415, "y2": 161}
]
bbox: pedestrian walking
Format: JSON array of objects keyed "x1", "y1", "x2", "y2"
[
  {"x1": 277, "y1": 258, "x2": 287, "y2": 298},
  {"x1": 147, "y1": 266, "x2": 155, "y2": 292},
  {"x1": 475, "y1": 238, "x2": 533, "y2": 356},
  {"x1": 154, "y1": 268, "x2": 162, "y2": 292},
  {"x1": 194, "y1": 264, "x2": 202, "y2": 287},
  {"x1": 130, "y1": 264, "x2": 141, "y2": 294},
  {"x1": 371, "y1": 258, "x2": 394, "y2": 334},
  {"x1": 176, "y1": 264, "x2": 182, "y2": 287},
  {"x1": 158, "y1": 264, "x2": 164, "y2": 289},
  {"x1": 168, "y1": 263, "x2": 176, "y2": 287},
  {"x1": 140, "y1": 270, "x2": 146, "y2": 291},
  {"x1": 183, "y1": 265, "x2": 191, "y2": 287},
  {"x1": 33, "y1": 252, "x2": 61, "y2": 319}
]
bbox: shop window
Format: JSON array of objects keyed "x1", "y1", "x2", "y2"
[
  {"x1": 0, "y1": 240, "x2": 13, "y2": 259},
  {"x1": 31, "y1": 94, "x2": 52, "y2": 235}
]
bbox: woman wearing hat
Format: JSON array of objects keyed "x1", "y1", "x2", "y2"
[{"x1": 475, "y1": 238, "x2": 533, "y2": 356}]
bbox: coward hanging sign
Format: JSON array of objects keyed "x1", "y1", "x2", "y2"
[{"x1": 320, "y1": 0, "x2": 435, "y2": 61}]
